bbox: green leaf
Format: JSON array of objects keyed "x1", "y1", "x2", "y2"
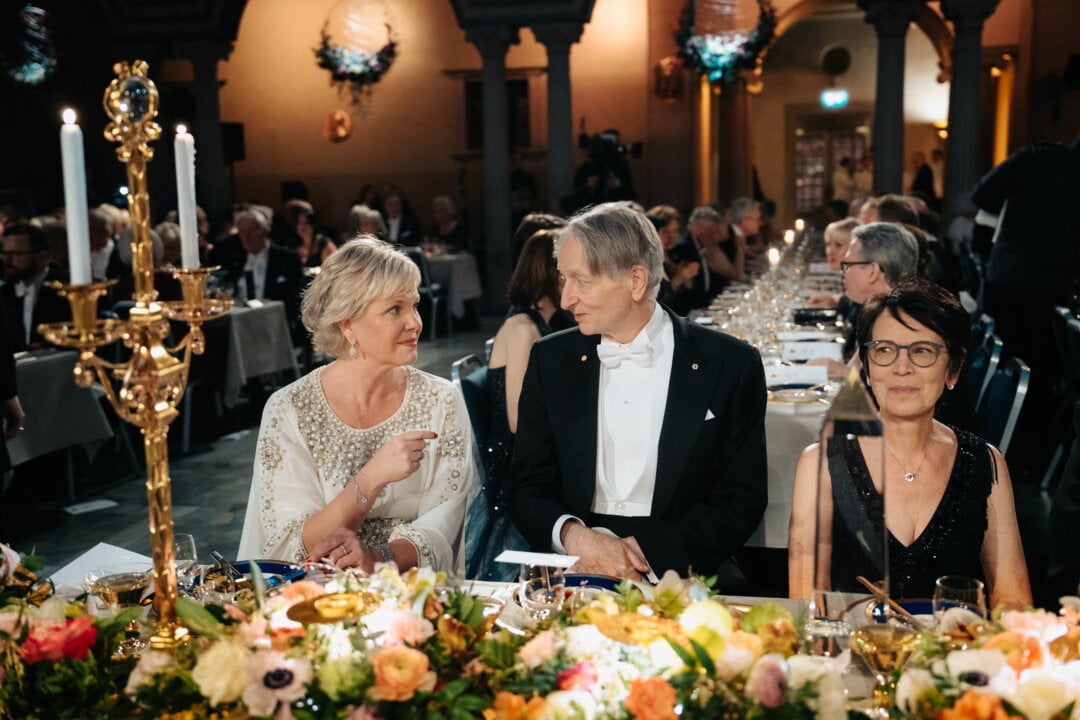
[
  {"x1": 249, "y1": 562, "x2": 267, "y2": 609},
  {"x1": 666, "y1": 637, "x2": 698, "y2": 668},
  {"x1": 175, "y1": 595, "x2": 224, "y2": 638},
  {"x1": 689, "y1": 638, "x2": 716, "y2": 676},
  {"x1": 98, "y1": 606, "x2": 142, "y2": 638},
  {"x1": 740, "y1": 602, "x2": 794, "y2": 634},
  {"x1": 437, "y1": 677, "x2": 472, "y2": 701}
]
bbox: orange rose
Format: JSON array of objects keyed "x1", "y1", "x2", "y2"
[
  {"x1": 368, "y1": 646, "x2": 437, "y2": 702},
  {"x1": 625, "y1": 677, "x2": 679, "y2": 720},
  {"x1": 940, "y1": 689, "x2": 1023, "y2": 720},
  {"x1": 483, "y1": 691, "x2": 547, "y2": 720},
  {"x1": 981, "y1": 632, "x2": 1044, "y2": 674}
]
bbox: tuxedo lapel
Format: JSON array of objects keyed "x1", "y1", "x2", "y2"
[
  {"x1": 559, "y1": 333, "x2": 601, "y2": 512},
  {"x1": 653, "y1": 315, "x2": 723, "y2": 517}
]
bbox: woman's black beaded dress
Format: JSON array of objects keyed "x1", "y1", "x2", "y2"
[
  {"x1": 464, "y1": 308, "x2": 552, "y2": 581},
  {"x1": 828, "y1": 427, "x2": 994, "y2": 599}
]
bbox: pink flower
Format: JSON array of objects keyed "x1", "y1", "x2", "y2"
[
  {"x1": 346, "y1": 706, "x2": 381, "y2": 720},
  {"x1": 383, "y1": 611, "x2": 435, "y2": 647},
  {"x1": 0, "y1": 543, "x2": 20, "y2": 584},
  {"x1": 519, "y1": 629, "x2": 559, "y2": 669},
  {"x1": 20, "y1": 617, "x2": 97, "y2": 664},
  {"x1": 745, "y1": 653, "x2": 789, "y2": 708},
  {"x1": 557, "y1": 660, "x2": 598, "y2": 691}
]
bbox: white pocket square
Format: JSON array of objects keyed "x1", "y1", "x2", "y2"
[
  {"x1": 275, "y1": 275, "x2": 288, "y2": 284},
  {"x1": 705, "y1": 409, "x2": 716, "y2": 421}
]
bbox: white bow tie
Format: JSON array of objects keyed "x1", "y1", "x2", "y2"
[
  {"x1": 13, "y1": 282, "x2": 29, "y2": 299},
  {"x1": 596, "y1": 340, "x2": 654, "y2": 369}
]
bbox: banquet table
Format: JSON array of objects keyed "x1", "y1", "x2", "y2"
[
  {"x1": 427, "y1": 252, "x2": 483, "y2": 319},
  {"x1": 5, "y1": 349, "x2": 114, "y2": 498},
  {"x1": 185, "y1": 300, "x2": 300, "y2": 410}
]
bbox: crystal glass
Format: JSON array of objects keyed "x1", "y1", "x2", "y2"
[
  {"x1": 199, "y1": 564, "x2": 237, "y2": 606},
  {"x1": 850, "y1": 618, "x2": 920, "y2": 718},
  {"x1": 518, "y1": 565, "x2": 564, "y2": 622},
  {"x1": 933, "y1": 575, "x2": 986, "y2": 626},
  {"x1": 174, "y1": 533, "x2": 198, "y2": 597}
]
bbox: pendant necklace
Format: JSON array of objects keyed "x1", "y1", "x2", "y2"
[{"x1": 883, "y1": 437, "x2": 933, "y2": 483}]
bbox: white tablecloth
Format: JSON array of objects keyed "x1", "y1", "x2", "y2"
[
  {"x1": 8, "y1": 350, "x2": 113, "y2": 468},
  {"x1": 428, "y1": 253, "x2": 483, "y2": 318}
]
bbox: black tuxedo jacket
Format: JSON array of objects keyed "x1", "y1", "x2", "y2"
[
  {"x1": 221, "y1": 244, "x2": 305, "y2": 344},
  {"x1": 0, "y1": 263, "x2": 71, "y2": 352},
  {"x1": 509, "y1": 306, "x2": 768, "y2": 576}
]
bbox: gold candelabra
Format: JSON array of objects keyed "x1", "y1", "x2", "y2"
[{"x1": 39, "y1": 60, "x2": 230, "y2": 649}]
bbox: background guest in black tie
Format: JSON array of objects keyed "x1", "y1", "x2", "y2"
[
  {"x1": 0, "y1": 297, "x2": 25, "y2": 539},
  {"x1": 510, "y1": 203, "x2": 767, "y2": 584},
  {"x1": 1, "y1": 223, "x2": 70, "y2": 351},
  {"x1": 222, "y1": 208, "x2": 305, "y2": 345},
  {"x1": 382, "y1": 187, "x2": 422, "y2": 247}
]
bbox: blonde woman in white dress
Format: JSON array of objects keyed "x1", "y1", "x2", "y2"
[{"x1": 238, "y1": 236, "x2": 472, "y2": 574}]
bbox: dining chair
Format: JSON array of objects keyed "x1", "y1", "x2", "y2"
[
  {"x1": 404, "y1": 247, "x2": 449, "y2": 341},
  {"x1": 451, "y1": 353, "x2": 488, "y2": 448},
  {"x1": 975, "y1": 355, "x2": 1030, "y2": 456},
  {"x1": 959, "y1": 328, "x2": 1003, "y2": 411}
]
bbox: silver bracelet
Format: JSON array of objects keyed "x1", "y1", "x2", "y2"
[
  {"x1": 350, "y1": 477, "x2": 369, "y2": 504},
  {"x1": 371, "y1": 542, "x2": 394, "y2": 564}
]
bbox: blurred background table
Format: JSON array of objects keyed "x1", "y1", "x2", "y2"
[
  {"x1": 6, "y1": 349, "x2": 114, "y2": 499},
  {"x1": 427, "y1": 252, "x2": 483, "y2": 321}
]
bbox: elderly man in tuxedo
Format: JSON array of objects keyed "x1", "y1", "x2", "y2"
[
  {"x1": 509, "y1": 203, "x2": 767, "y2": 583},
  {"x1": 1, "y1": 223, "x2": 70, "y2": 351},
  {"x1": 222, "y1": 208, "x2": 305, "y2": 344}
]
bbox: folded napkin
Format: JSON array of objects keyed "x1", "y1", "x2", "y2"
[
  {"x1": 764, "y1": 364, "x2": 828, "y2": 388},
  {"x1": 781, "y1": 341, "x2": 843, "y2": 362}
]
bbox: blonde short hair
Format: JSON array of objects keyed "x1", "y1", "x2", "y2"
[{"x1": 301, "y1": 235, "x2": 420, "y2": 357}]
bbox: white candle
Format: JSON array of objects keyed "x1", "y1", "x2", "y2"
[
  {"x1": 174, "y1": 125, "x2": 199, "y2": 269},
  {"x1": 794, "y1": 218, "x2": 805, "y2": 233},
  {"x1": 783, "y1": 229, "x2": 795, "y2": 245},
  {"x1": 768, "y1": 247, "x2": 781, "y2": 268},
  {"x1": 60, "y1": 108, "x2": 91, "y2": 285}
]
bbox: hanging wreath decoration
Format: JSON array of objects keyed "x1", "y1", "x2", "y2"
[
  {"x1": 3, "y1": 4, "x2": 57, "y2": 89},
  {"x1": 676, "y1": 0, "x2": 777, "y2": 85},
  {"x1": 313, "y1": 0, "x2": 397, "y2": 111}
]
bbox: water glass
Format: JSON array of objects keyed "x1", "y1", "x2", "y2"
[
  {"x1": 174, "y1": 533, "x2": 199, "y2": 597},
  {"x1": 933, "y1": 575, "x2": 986, "y2": 626},
  {"x1": 518, "y1": 565, "x2": 564, "y2": 621}
]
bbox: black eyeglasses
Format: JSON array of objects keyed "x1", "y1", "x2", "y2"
[
  {"x1": 863, "y1": 340, "x2": 947, "y2": 368},
  {"x1": 840, "y1": 260, "x2": 873, "y2": 273}
]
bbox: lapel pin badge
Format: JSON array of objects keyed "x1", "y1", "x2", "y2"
[
  {"x1": 581, "y1": 355, "x2": 588, "y2": 362},
  {"x1": 691, "y1": 363, "x2": 699, "y2": 370}
]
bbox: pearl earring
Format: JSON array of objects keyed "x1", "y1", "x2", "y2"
[
  {"x1": 348, "y1": 339, "x2": 358, "y2": 357},
  {"x1": 947, "y1": 383, "x2": 955, "y2": 390}
]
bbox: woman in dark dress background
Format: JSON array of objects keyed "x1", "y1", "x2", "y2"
[
  {"x1": 788, "y1": 278, "x2": 1031, "y2": 608},
  {"x1": 464, "y1": 229, "x2": 562, "y2": 580}
]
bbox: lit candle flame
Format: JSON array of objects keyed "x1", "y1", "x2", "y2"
[
  {"x1": 61, "y1": 108, "x2": 76, "y2": 125},
  {"x1": 176, "y1": 124, "x2": 187, "y2": 135}
]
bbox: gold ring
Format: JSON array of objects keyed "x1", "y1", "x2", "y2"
[{"x1": 338, "y1": 543, "x2": 348, "y2": 555}]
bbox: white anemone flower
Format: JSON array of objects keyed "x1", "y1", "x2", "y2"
[
  {"x1": 1007, "y1": 675, "x2": 1078, "y2": 720},
  {"x1": 894, "y1": 668, "x2": 937, "y2": 715}
]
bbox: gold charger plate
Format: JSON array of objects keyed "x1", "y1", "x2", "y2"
[{"x1": 286, "y1": 590, "x2": 382, "y2": 624}]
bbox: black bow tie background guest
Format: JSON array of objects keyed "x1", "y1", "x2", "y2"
[
  {"x1": 509, "y1": 203, "x2": 767, "y2": 586},
  {"x1": 0, "y1": 223, "x2": 70, "y2": 351}
]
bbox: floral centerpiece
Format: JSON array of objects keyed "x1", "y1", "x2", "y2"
[
  {"x1": 1, "y1": 541, "x2": 850, "y2": 719},
  {"x1": 894, "y1": 601, "x2": 1080, "y2": 720},
  {"x1": 676, "y1": 0, "x2": 777, "y2": 85}
]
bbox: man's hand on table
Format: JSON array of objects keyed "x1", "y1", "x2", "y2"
[{"x1": 560, "y1": 521, "x2": 650, "y2": 581}]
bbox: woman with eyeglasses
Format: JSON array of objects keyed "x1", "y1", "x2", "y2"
[{"x1": 788, "y1": 278, "x2": 1031, "y2": 609}]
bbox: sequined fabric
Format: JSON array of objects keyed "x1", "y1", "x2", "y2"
[
  {"x1": 829, "y1": 427, "x2": 993, "y2": 599},
  {"x1": 238, "y1": 365, "x2": 472, "y2": 571}
]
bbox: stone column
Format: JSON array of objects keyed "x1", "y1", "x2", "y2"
[
  {"x1": 716, "y1": 77, "x2": 752, "y2": 203},
  {"x1": 533, "y1": 22, "x2": 584, "y2": 214},
  {"x1": 466, "y1": 26, "x2": 519, "y2": 313},
  {"x1": 941, "y1": 0, "x2": 1000, "y2": 217},
  {"x1": 175, "y1": 41, "x2": 232, "y2": 236},
  {"x1": 859, "y1": 0, "x2": 925, "y2": 194}
]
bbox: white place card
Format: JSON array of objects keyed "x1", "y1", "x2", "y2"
[
  {"x1": 764, "y1": 364, "x2": 828, "y2": 388},
  {"x1": 781, "y1": 341, "x2": 843, "y2": 362},
  {"x1": 494, "y1": 550, "x2": 579, "y2": 568},
  {"x1": 775, "y1": 330, "x2": 838, "y2": 342}
]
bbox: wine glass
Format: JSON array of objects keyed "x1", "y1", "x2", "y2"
[
  {"x1": 517, "y1": 564, "x2": 564, "y2": 622},
  {"x1": 933, "y1": 576, "x2": 987, "y2": 628},
  {"x1": 850, "y1": 618, "x2": 921, "y2": 719},
  {"x1": 174, "y1": 533, "x2": 199, "y2": 597}
]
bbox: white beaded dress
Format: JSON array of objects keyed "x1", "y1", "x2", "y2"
[{"x1": 238, "y1": 365, "x2": 472, "y2": 574}]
